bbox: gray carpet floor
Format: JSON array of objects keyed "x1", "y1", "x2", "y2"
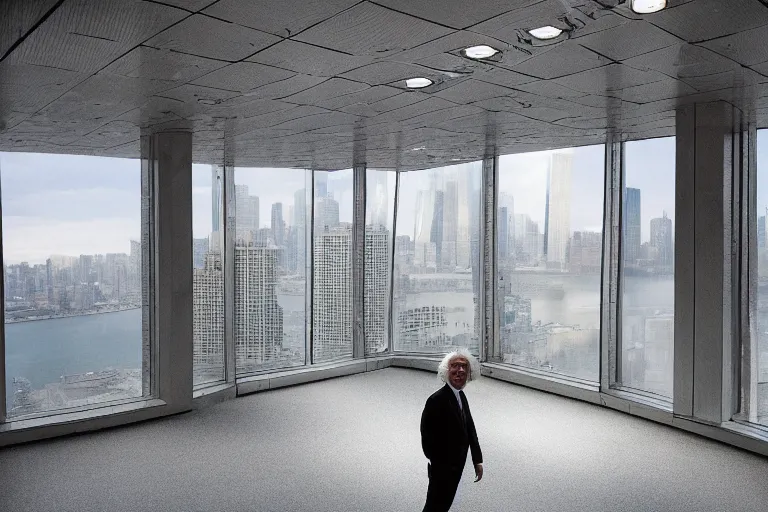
[{"x1": 1, "y1": 368, "x2": 767, "y2": 512}]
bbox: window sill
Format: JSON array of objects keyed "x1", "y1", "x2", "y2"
[{"x1": 0, "y1": 398, "x2": 167, "y2": 437}]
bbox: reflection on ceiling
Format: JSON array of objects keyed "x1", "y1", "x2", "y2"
[{"x1": 1, "y1": 0, "x2": 768, "y2": 170}]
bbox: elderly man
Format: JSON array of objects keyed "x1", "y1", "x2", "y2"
[{"x1": 420, "y1": 348, "x2": 483, "y2": 512}]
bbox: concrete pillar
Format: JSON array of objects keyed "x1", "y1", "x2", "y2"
[
  {"x1": 150, "y1": 131, "x2": 194, "y2": 408},
  {"x1": 674, "y1": 102, "x2": 741, "y2": 423}
]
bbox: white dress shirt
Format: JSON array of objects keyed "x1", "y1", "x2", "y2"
[{"x1": 447, "y1": 382, "x2": 463, "y2": 410}]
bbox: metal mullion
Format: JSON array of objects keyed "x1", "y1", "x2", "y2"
[
  {"x1": 352, "y1": 164, "x2": 366, "y2": 359},
  {"x1": 601, "y1": 136, "x2": 622, "y2": 391},
  {"x1": 0, "y1": 155, "x2": 6, "y2": 423},
  {"x1": 744, "y1": 122, "x2": 758, "y2": 422},
  {"x1": 223, "y1": 163, "x2": 236, "y2": 383},
  {"x1": 388, "y1": 171, "x2": 400, "y2": 354},
  {"x1": 481, "y1": 156, "x2": 497, "y2": 363},
  {"x1": 309, "y1": 171, "x2": 315, "y2": 365}
]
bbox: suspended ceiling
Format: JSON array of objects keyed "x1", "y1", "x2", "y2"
[{"x1": 2, "y1": 0, "x2": 768, "y2": 170}]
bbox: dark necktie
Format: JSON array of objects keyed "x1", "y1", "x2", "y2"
[{"x1": 458, "y1": 391, "x2": 467, "y2": 425}]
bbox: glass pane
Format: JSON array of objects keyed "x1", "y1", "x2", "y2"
[
  {"x1": 496, "y1": 146, "x2": 604, "y2": 381},
  {"x1": 234, "y1": 168, "x2": 308, "y2": 374},
  {"x1": 192, "y1": 164, "x2": 225, "y2": 387},
  {"x1": 621, "y1": 137, "x2": 675, "y2": 398},
  {"x1": 755, "y1": 129, "x2": 768, "y2": 425},
  {"x1": 2, "y1": 152, "x2": 144, "y2": 417},
  {"x1": 313, "y1": 170, "x2": 353, "y2": 362},
  {"x1": 392, "y1": 162, "x2": 482, "y2": 355},
  {"x1": 365, "y1": 170, "x2": 396, "y2": 355}
]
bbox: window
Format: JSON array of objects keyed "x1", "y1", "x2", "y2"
[
  {"x1": 496, "y1": 146, "x2": 604, "y2": 381},
  {"x1": 192, "y1": 164, "x2": 225, "y2": 387},
  {"x1": 365, "y1": 170, "x2": 396, "y2": 355},
  {"x1": 233, "y1": 168, "x2": 309, "y2": 374},
  {"x1": 392, "y1": 163, "x2": 482, "y2": 355},
  {"x1": 2, "y1": 153, "x2": 146, "y2": 417},
  {"x1": 313, "y1": 170, "x2": 353, "y2": 362},
  {"x1": 621, "y1": 138, "x2": 675, "y2": 398},
  {"x1": 754, "y1": 129, "x2": 768, "y2": 425}
]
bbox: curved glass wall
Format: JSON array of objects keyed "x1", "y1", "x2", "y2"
[
  {"x1": 496, "y1": 146, "x2": 604, "y2": 381},
  {"x1": 233, "y1": 168, "x2": 309, "y2": 374},
  {"x1": 620, "y1": 137, "x2": 675, "y2": 398},
  {"x1": 365, "y1": 170, "x2": 396, "y2": 355},
  {"x1": 192, "y1": 164, "x2": 225, "y2": 387},
  {"x1": 392, "y1": 162, "x2": 482, "y2": 355},
  {"x1": 313, "y1": 170, "x2": 353, "y2": 363},
  {"x1": 754, "y1": 129, "x2": 768, "y2": 425},
  {"x1": 2, "y1": 152, "x2": 147, "y2": 417}
]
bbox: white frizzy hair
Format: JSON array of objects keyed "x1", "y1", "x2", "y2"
[{"x1": 437, "y1": 348, "x2": 481, "y2": 384}]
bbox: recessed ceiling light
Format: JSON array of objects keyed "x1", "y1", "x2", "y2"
[
  {"x1": 528, "y1": 26, "x2": 563, "y2": 40},
  {"x1": 405, "y1": 77, "x2": 433, "y2": 89},
  {"x1": 462, "y1": 45, "x2": 500, "y2": 60},
  {"x1": 630, "y1": 0, "x2": 666, "y2": 13}
]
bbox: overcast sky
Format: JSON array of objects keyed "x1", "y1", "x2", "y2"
[{"x1": 0, "y1": 133, "x2": 755, "y2": 264}]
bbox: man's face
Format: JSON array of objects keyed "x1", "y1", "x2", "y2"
[{"x1": 448, "y1": 356, "x2": 470, "y2": 389}]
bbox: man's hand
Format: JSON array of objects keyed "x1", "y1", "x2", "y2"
[{"x1": 474, "y1": 463, "x2": 483, "y2": 482}]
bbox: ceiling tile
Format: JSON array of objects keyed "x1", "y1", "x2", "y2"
[
  {"x1": 145, "y1": 14, "x2": 280, "y2": 61},
  {"x1": 614, "y1": 78, "x2": 698, "y2": 104},
  {"x1": 511, "y1": 42, "x2": 609, "y2": 79},
  {"x1": 512, "y1": 80, "x2": 587, "y2": 100},
  {"x1": 239, "y1": 74, "x2": 327, "y2": 101},
  {"x1": 341, "y1": 62, "x2": 439, "y2": 86},
  {"x1": 247, "y1": 40, "x2": 373, "y2": 77},
  {"x1": 7, "y1": 0, "x2": 187, "y2": 73},
  {"x1": 700, "y1": 25, "x2": 768, "y2": 67},
  {"x1": 203, "y1": 0, "x2": 357, "y2": 36},
  {"x1": 0, "y1": 62, "x2": 85, "y2": 113},
  {"x1": 474, "y1": 66, "x2": 537, "y2": 88},
  {"x1": 389, "y1": 30, "x2": 509, "y2": 62},
  {"x1": 155, "y1": 83, "x2": 241, "y2": 106},
  {"x1": 622, "y1": 44, "x2": 739, "y2": 79},
  {"x1": 281, "y1": 78, "x2": 370, "y2": 106},
  {"x1": 434, "y1": 79, "x2": 514, "y2": 104},
  {"x1": 316, "y1": 86, "x2": 401, "y2": 111},
  {"x1": 553, "y1": 63, "x2": 669, "y2": 95},
  {"x1": 373, "y1": 0, "x2": 540, "y2": 30},
  {"x1": 0, "y1": 0, "x2": 59, "y2": 58},
  {"x1": 373, "y1": 97, "x2": 457, "y2": 123},
  {"x1": 191, "y1": 62, "x2": 294, "y2": 93},
  {"x1": 294, "y1": 3, "x2": 453, "y2": 57},
  {"x1": 102, "y1": 46, "x2": 228, "y2": 82},
  {"x1": 577, "y1": 20, "x2": 681, "y2": 62},
  {"x1": 650, "y1": 0, "x2": 768, "y2": 43}
]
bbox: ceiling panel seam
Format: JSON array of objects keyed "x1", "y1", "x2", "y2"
[
  {"x1": 365, "y1": 0, "x2": 462, "y2": 31},
  {"x1": 140, "y1": 0, "x2": 194, "y2": 14},
  {"x1": 0, "y1": 0, "x2": 66, "y2": 62},
  {"x1": 234, "y1": 1, "x2": 367, "y2": 63}
]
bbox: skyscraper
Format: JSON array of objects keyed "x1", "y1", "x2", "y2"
[
  {"x1": 293, "y1": 188, "x2": 307, "y2": 277},
  {"x1": 499, "y1": 207, "x2": 509, "y2": 260},
  {"x1": 271, "y1": 202, "x2": 285, "y2": 247},
  {"x1": 235, "y1": 185, "x2": 259, "y2": 242},
  {"x1": 364, "y1": 227, "x2": 390, "y2": 354},
  {"x1": 234, "y1": 247, "x2": 283, "y2": 369},
  {"x1": 442, "y1": 180, "x2": 458, "y2": 268},
  {"x1": 650, "y1": 212, "x2": 673, "y2": 267},
  {"x1": 624, "y1": 187, "x2": 642, "y2": 266},
  {"x1": 315, "y1": 195, "x2": 340, "y2": 234},
  {"x1": 211, "y1": 165, "x2": 223, "y2": 234},
  {"x1": 430, "y1": 190, "x2": 445, "y2": 266},
  {"x1": 367, "y1": 172, "x2": 389, "y2": 228},
  {"x1": 545, "y1": 152, "x2": 572, "y2": 270},
  {"x1": 313, "y1": 228, "x2": 352, "y2": 360},
  {"x1": 193, "y1": 252, "x2": 224, "y2": 367}
]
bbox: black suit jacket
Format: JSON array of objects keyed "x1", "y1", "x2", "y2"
[{"x1": 420, "y1": 384, "x2": 483, "y2": 471}]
